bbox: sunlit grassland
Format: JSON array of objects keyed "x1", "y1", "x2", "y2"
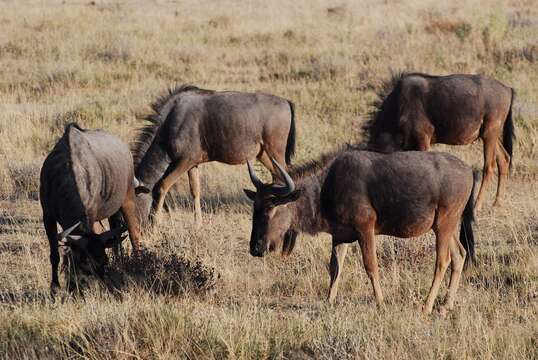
[{"x1": 0, "y1": 0, "x2": 537, "y2": 358}]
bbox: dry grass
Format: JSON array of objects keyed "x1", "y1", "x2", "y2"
[{"x1": 1, "y1": 0, "x2": 537, "y2": 359}]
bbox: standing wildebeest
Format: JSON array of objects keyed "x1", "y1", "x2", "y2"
[
  {"x1": 362, "y1": 73, "x2": 514, "y2": 211},
  {"x1": 244, "y1": 150, "x2": 477, "y2": 314},
  {"x1": 40, "y1": 123, "x2": 143, "y2": 292},
  {"x1": 133, "y1": 85, "x2": 296, "y2": 226}
]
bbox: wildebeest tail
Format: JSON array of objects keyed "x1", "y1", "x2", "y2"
[
  {"x1": 285, "y1": 100, "x2": 296, "y2": 165},
  {"x1": 460, "y1": 170, "x2": 479, "y2": 269},
  {"x1": 503, "y1": 88, "x2": 515, "y2": 171}
]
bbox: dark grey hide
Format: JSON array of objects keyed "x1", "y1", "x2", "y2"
[
  {"x1": 133, "y1": 85, "x2": 296, "y2": 223},
  {"x1": 362, "y1": 72, "x2": 515, "y2": 209},
  {"x1": 245, "y1": 149, "x2": 477, "y2": 313},
  {"x1": 40, "y1": 123, "x2": 141, "y2": 292}
]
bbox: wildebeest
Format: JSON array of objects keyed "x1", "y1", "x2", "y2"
[
  {"x1": 133, "y1": 85, "x2": 296, "y2": 226},
  {"x1": 244, "y1": 149, "x2": 477, "y2": 314},
  {"x1": 40, "y1": 123, "x2": 143, "y2": 292},
  {"x1": 362, "y1": 72, "x2": 514, "y2": 211}
]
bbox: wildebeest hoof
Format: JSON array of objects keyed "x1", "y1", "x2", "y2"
[{"x1": 50, "y1": 284, "x2": 60, "y2": 297}]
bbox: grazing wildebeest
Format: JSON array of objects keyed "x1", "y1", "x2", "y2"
[
  {"x1": 362, "y1": 72, "x2": 514, "y2": 211},
  {"x1": 244, "y1": 149, "x2": 477, "y2": 314},
  {"x1": 40, "y1": 123, "x2": 144, "y2": 292},
  {"x1": 133, "y1": 85, "x2": 296, "y2": 226}
]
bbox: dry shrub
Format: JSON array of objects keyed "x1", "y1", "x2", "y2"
[
  {"x1": 508, "y1": 11, "x2": 536, "y2": 28},
  {"x1": 377, "y1": 237, "x2": 433, "y2": 269},
  {"x1": 268, "y1": 56, "x2": 343, "y2": 82},
  {"x1": 0, "y1": 41, "x2": 24, "y2": 58},
  {"x1": 94, "y1": 38, "x2": 133, "y2": 63},
  {"x1": 229, "y1": 32, "x2": 273, "y2": 47},
  {"x1": 494, "y1": 44, "x2": 538, "y2": 65},
  {"x1": 30, "y1": 65, "x2": 79, "y2": 95},
  {"x1": 7, "y1": 161, "x2": 40, "y2": 200},
  {"x1": 208, "y1": 16, "x2": 230, "y2": 29},
  {"x1": 0, "y1": 163, "x2": 14, "y2": 199},
  {"x1": 327, "y1": 5, "x2": 347, "y2": 20},
  {"x1": 466, "y1": 269, "x2": 526, "y2": 295},
  {"x1": 108, "y1": 249, "x2": 218, "y2": 296},
  {"x1": 425, "y1": 19, "x2": 472, "y2": 41}
]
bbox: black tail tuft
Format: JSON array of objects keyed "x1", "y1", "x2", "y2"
[
  {"x1": 460, "y1": 170, "x2": 479, "y2": 269},
  {"x1": 285, "y1": 101, "x2": 296, "y2": 165},
  {"x1": 503, "y1": 88, "x2": 515, "y2": 171}
]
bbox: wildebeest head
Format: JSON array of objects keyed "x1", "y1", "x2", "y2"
[
  {"x1": 58, "y1": 222, "x2": 127, "y2": 291},
  {"x1": 244, "y1": 158, "x2": 301, "y2": 257}
]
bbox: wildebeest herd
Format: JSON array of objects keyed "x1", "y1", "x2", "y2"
[{"x1": 40, "y1": 72, "x2": 515, "y2": 315}]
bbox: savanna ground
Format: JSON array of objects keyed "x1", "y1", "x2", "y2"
[{"x1": 1, "y1": 0, "x2": 537, "y2": 358}]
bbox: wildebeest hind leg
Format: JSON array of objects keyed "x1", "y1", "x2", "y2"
[
  {"x1": 188, "y1": 166, "x2": 202, "y2": 228},
  {"x1": 328, "y1": 240, "x2": 349, "y2": 304},
  {"x1": 493, "y1": 142, "x2": 510, "y2": 207},
  {"x1": 475, "y1": 134, "x2": 497, "y2": 211},
  {"x1": 440, "y1": 234, "x2": 466, "y2": 315},
  {"x1": 423, "y1": 220, "x2": 453, "y2": 314}
]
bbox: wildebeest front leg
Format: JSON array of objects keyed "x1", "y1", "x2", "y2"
[
  {"x1": 328, "y1": 240, "x2": 349, "y2": 304},
  {"x1": 108, "y1": 212, "x2": 125, "y2": 258},
  {"x1": 423, "y1": 222, "x2": 453, "y2": 314},
  {"x1": 153, "y1": 160, "x2": 195, "y2": 221},
  {"x1": 43, "y1": 214, "x2": 60, "y2": 293},
  {"x1": 121, "y1": 187, "x2": 142, "y2": 253},
  {"x1": 188, "y1": 166, "x2": 202, "y2": 228}
]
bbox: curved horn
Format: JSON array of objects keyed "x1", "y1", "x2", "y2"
[
  {"x1": 57, "y1": 221, "x2": 81, "y2": 241},
  {"x1": 269, "y1": 157, "x2": 295, "y2": 197},
  {"x1": 247, "y1": 160, "x2": 264, "y2": 190}
]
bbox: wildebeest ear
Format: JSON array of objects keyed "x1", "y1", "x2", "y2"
[
  {"x1": 271, "y1": 189, "x2": 302, "y2": 206},
  {"x1": 135, "y1": 185, "x2": 151, "y2": 195},
  {"x1": 243, "y1": 189, "x2": 257, "y2": 201}
]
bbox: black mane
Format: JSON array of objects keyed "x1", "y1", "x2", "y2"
[
  {"x1": 361, "y1": 71, "x2": 406, "y2": 143},
  {"x1": 131, "y1": 85, "x2": 203, "y2": 166},
  {"x1": 361, "y1": 71, "x2": 443, "y2": 144}
]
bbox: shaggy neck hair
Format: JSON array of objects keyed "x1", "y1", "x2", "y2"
[
  {"x1": 285, "y1": 146, "x2": 349, "y2": 235},
  {"x1": 131, "y1": 84, "x2": 209, "y2": 167}
]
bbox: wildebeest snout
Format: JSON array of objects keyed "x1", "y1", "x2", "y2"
[{"x1": 249, "y1": 234, "x2": 265, "y2": 257}]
